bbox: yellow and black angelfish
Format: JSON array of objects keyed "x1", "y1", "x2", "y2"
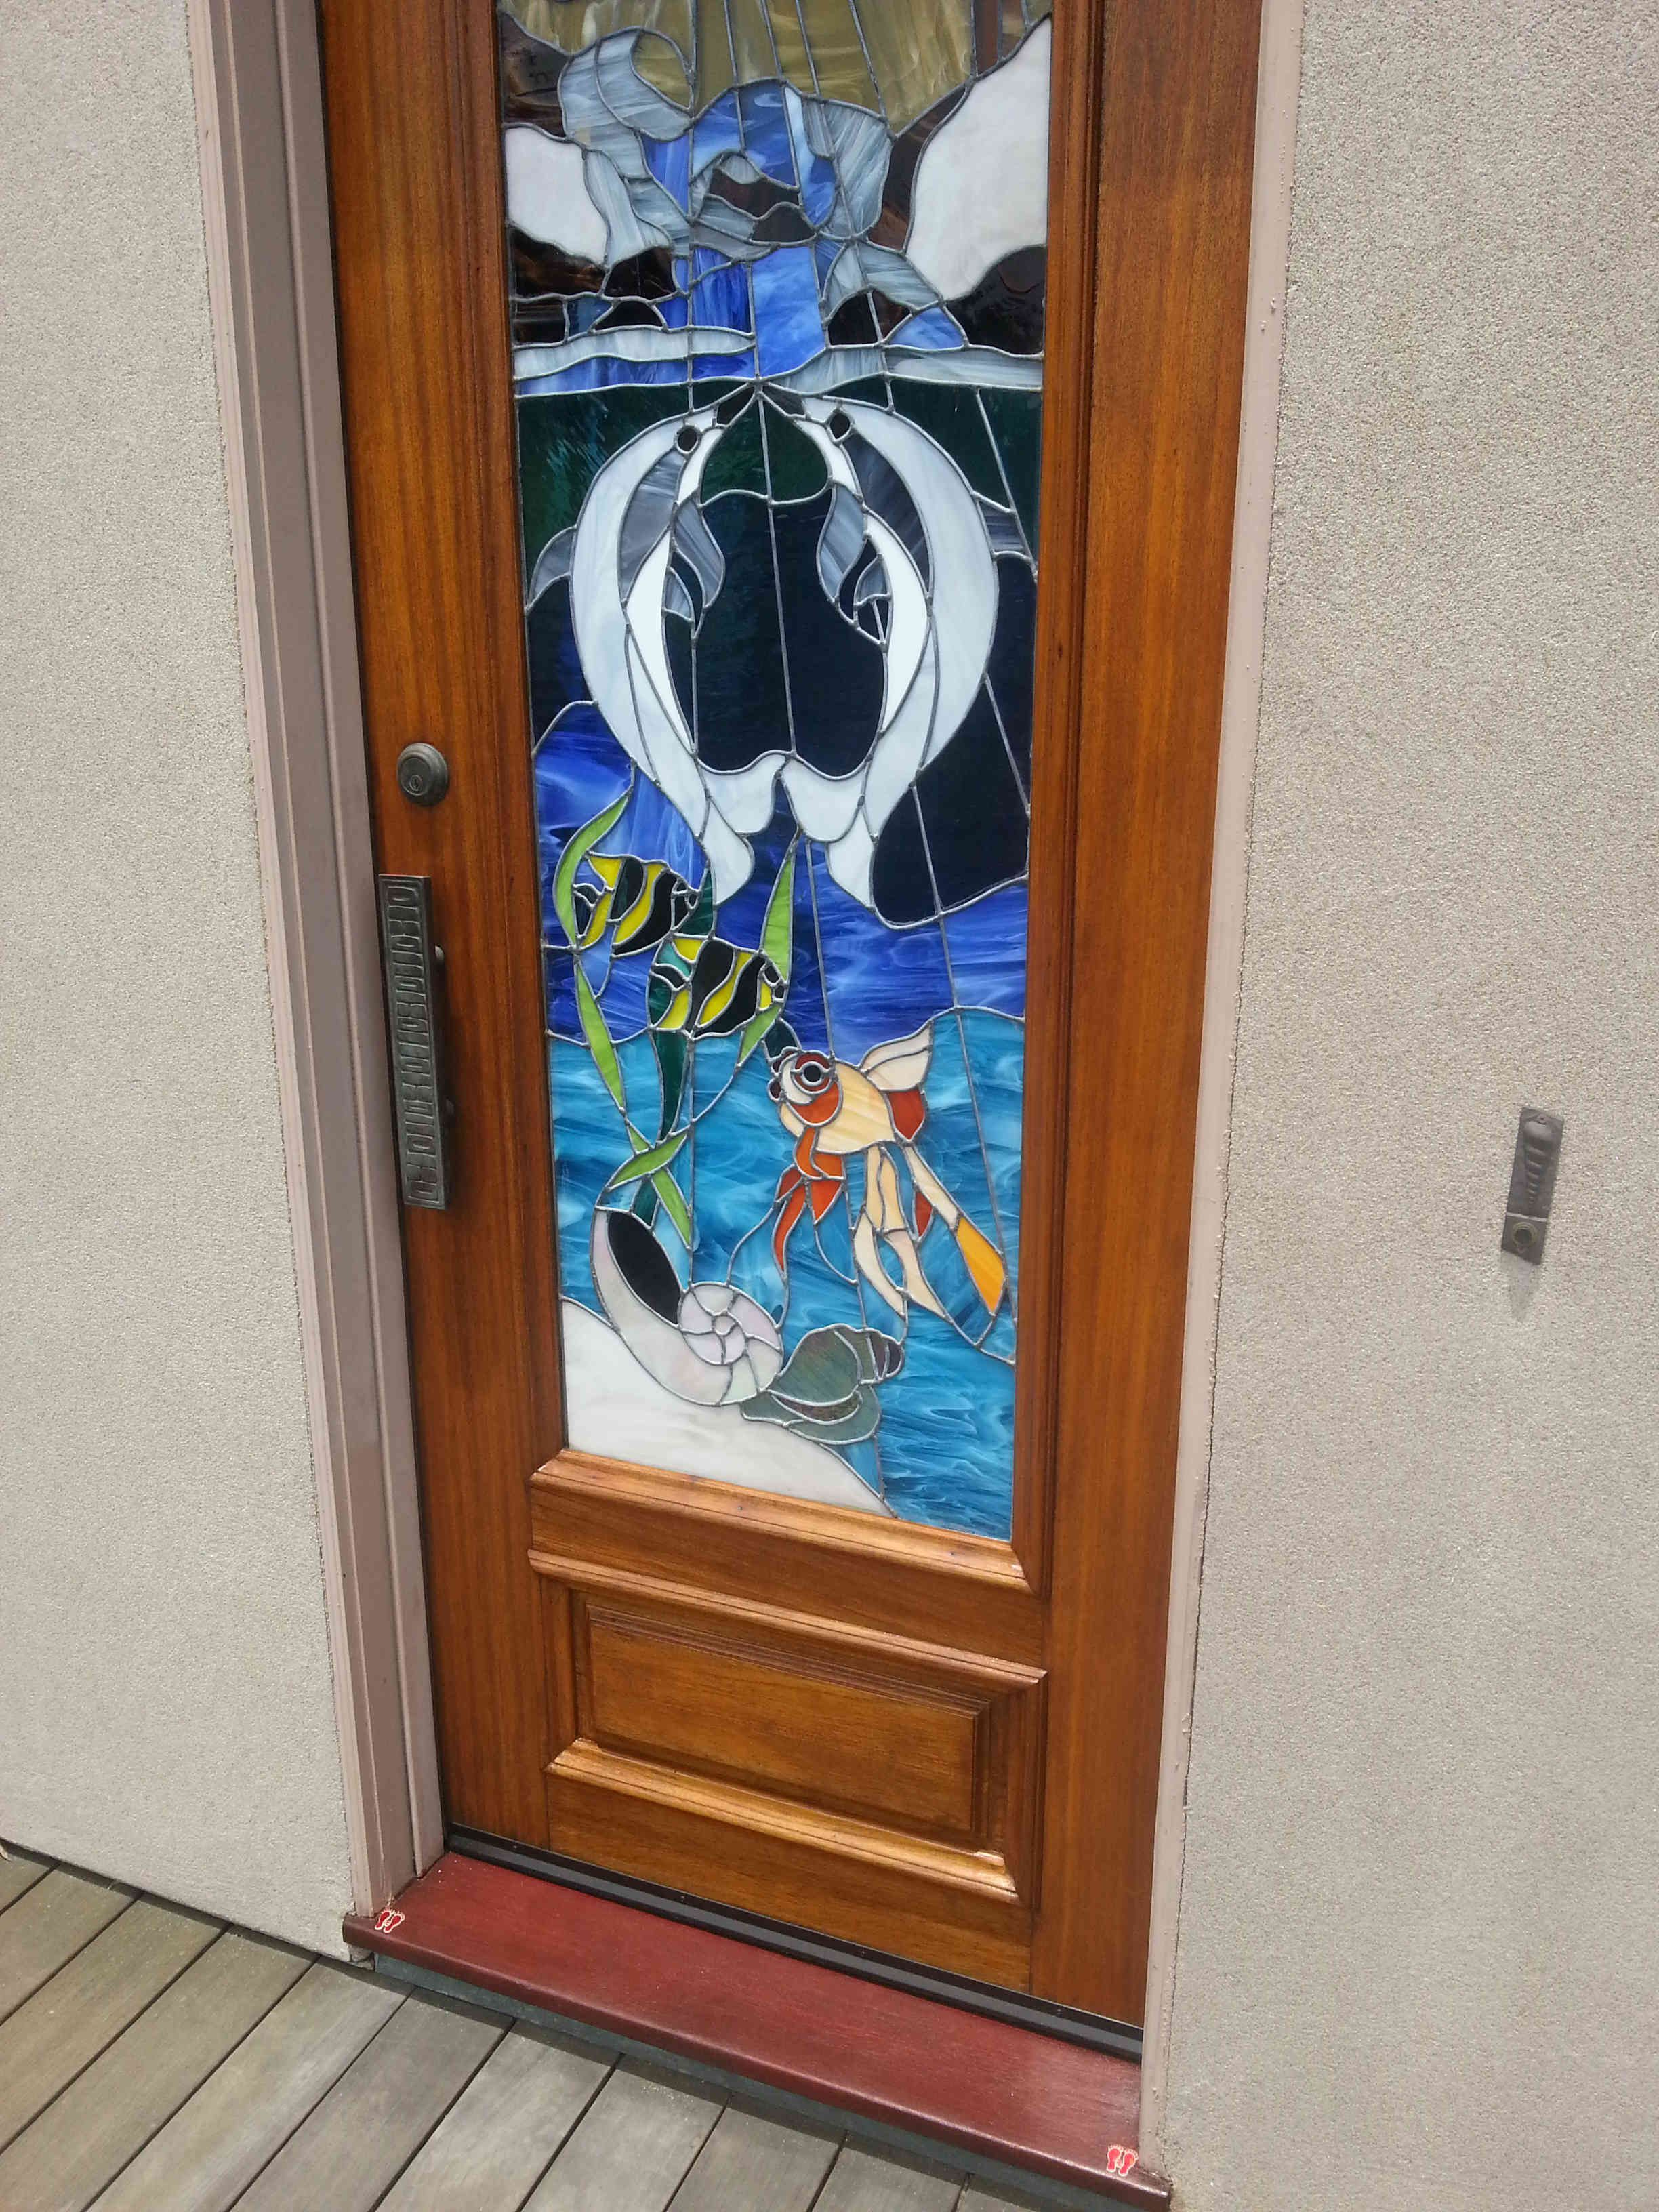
[
  {"x1": 571, "y1": 856, "x2": 698, "y2": 954},
  {"x1": 649, "y1": 934, "x2": 783, "y2": 1041}
]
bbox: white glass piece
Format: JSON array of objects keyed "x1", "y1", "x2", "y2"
[
  {"x1": 905, "y1": 22, "x2": 1051, "y2": 302},
  {"x1": 503, "y1": 125, "x2": 609, "y2": 261},
  {"x1": 562, "y1": 1303, "x2": 890, "y2": 1514}
]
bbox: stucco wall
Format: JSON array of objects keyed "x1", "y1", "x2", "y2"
[
  {"x1": 1164, "y1": 5, "x2": 1659, "y2": 2207},
  {"x1": 0, "y1": 0, "x2": 352, "y2": 1952}
]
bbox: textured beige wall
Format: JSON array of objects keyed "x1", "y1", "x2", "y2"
[
  {"x1": 1164, "y1": 5, "x2": 1659, "y2": 2207},
  {"x1": 0, "y1": 0, "x2": 352, "y2": 1951}
]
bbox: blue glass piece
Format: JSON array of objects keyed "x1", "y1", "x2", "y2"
[
  {"x1": 941, "y1": 884, "x2": 1029, "y2": 1019},
  {"x1": 594, "y1": 944, "x2": 654, "y2": 1039},
  {"x1": 644, "y1": 131, "x2": 691, "y2": 211},
  {"x1": 735, "y1": 83, "x2": 796, "y2": 185},
  {"x1": 808, "y1": 849, "x2": 955, "y2": 1065},
  {"x1": 751, "y1": 249, "x2": 828, "y2": 379},
  {"x1": 518, "y1": 356, "x2": 705, "y2": 396},
  {"x1": 888, "y1": 306, "x2": 968, "y2": 352},
  {"x1": 690, "y1": 250, "x2": 752, "y2": 335},
  {"x1": 689, "y1": 98, "x2": 745, "y2": 177}
]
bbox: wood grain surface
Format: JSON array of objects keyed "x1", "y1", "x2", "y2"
[{"x1": 321, "y1": 0, "x2": 1261, "y2": 2022}]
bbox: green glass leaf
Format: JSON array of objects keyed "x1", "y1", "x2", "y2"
[
  {"x1": 573, "y1": 965, "x2": 626, "y2": 1113},
  {"x1": 602, "y1": 1128, "x2": 688, "y2": 1194},
  {"x1": 761, "y1": 843, "x2": 796, "y2": 979},
  {"x1": 651, "y1": 1168, "x2": 693, "y2": 1245},
  {"x1": 735, "y1": 1000, "x2": 780, "y2": 1069},
  {"x1": 652, "y1": 1027, "x2": 689, "y2": 1134},
  {"x1": 554, "y1": 790, "x2": 629, "y2": 946}
]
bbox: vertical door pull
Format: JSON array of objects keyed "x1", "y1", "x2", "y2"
[{"x1": 378, "y1": 874, "x2": 453, "y2": 1209}]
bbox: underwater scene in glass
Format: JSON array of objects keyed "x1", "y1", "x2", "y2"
[{"x1": 500, "y1": 0, "x2": 1051, "y2": 1537}]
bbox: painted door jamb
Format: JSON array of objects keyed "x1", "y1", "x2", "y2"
[{"x1": 186, "y1": 0, "x2": 443, "y2": 1916}]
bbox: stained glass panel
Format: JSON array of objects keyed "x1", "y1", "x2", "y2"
[{"x1": 499, "y1": 0, "x2": 1051, "y2": 1537}]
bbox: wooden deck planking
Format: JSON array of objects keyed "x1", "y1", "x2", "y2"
[
  {"x1": 90, "y1": 1961, "x2": 405, "y2": 2212},
  {"x1": 0, "y1": 1931, "x2": 306, "y2": 2212},
  {"x1": 815, "y1": 2142, "x2": 968, "y2": 2212},
  {"x1": 522, "y1": 2061, "x2": 723, "y2": 2212},
  {"x1": 231, "y1": 1988, "x2": 504, "y2": 2212},
  {"x1": 0, "y1": 1900, "x2": 220, "y2": 2152},
  {"x1": 0, "y1": 1850, "x2": 54, "y2": 1916},
  {"x1": 0, "y1": 1870, "x2": 134, "y2": 2025},
  {"x1": 377, "y1": 2024, "x2": 611, "y2": 2211},
  {"x1": 0, "y1": 1853, "x2": 1111, "y2": 2211},
  {"x1": 668, "y1": 2101, "x2": 842, "y2": 2212}
]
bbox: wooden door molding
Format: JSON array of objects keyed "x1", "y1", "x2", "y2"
[{"x1": 320, "y1": 0, "x2": 1262, "y2": 2023}]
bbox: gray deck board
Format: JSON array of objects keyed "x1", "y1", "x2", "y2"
[
  {"x1": 231, "y1": 1988, "x2": 503, "y2": 2212},
  {"x1": 5, "y1": 1860, "x2": 1079, "y2": 2212},
  {"x1": 668, "y1": 2100, "x2": 842, "y2": 2212},
  {"x1": 378, "y1": 2023, "x2": 612, "y2": 2211},
  {"x1": 0, "y1": 1899, "x2": 220, "y2": 2151},
  {"x1": 0, "y1": 1870, "x2": 134, "y2": 2024},
  {"x1": 0, "y1": 1850, "x2": 54, "y2": 1915},
  {"x1": 522, "y1": 2061, "x2": 723, "y2": 2212},
  {"x1": 0, "y1": 1931, "x2": 306, "y2": 2212},
  {"x1": 90, "y1": 1961, "x2": 405, "y2": 2212},
  {"x1": 816, "y1": 2143, "x2": 967, "y2": 2212}
]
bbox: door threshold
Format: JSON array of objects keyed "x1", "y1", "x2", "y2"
[
  {"x1": 346, "y1": 1851, "x2": 1166, "y2": 2207},
  {"x1": 452, "y1": 1826, "x2": 1141, "y2": 2060}
]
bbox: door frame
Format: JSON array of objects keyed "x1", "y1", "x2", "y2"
[{"x1": 189, "y1": 0, "x2": 1303, "y2": 2102}]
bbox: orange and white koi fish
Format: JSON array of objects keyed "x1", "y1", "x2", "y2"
[{"x1": 767, "y1": 1024, "x2": 1006, "y2": 1323}]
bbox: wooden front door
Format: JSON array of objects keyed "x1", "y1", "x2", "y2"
[{"x1": 319, "y1": 0, "x2": 1258, "y2": 2026}]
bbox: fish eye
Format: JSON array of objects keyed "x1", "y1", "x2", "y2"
[{"x1": 675, "y1": 424, "x2": 700, "y2": 454}]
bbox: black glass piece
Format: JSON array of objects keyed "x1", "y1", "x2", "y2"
[
  {"x1": 947, "y1": 247, "x2": 1046, "y2": 355},
  {"x1": 870, "y1": 559, "x2": 1038, "y2": 924},
  {"x1": 671, "y1": 489, "x2": 884, "y2": 783},
  {"x1": 841, "y1": 431, "x2": 930, "y2": 590},
  {"x1": 524, "y1": 579, "x2": 586, "y2": 741},
  {"x1": 602, "y1": 249, "x2": 677, "y2": 300},
  {"x1": 602, "y1": 1210, "x2": 682, "y2": 1321},
  {"x1": 499, "y1": 11, "x2": 565, "y2": 134},
  {"x1": 592, "y1": 298, "x2": 667, "y2": 332},
  {"x1": 760, "y1": 405, "x2": 830, "y2": 501},
  {"x1": 714, "y1": 384, "x2": 758, "y2": 428},
  {"x1": 508, "y1": 232, "x2": 602, "y2": 304},
  {"x1": 825, "y1": 290, "x2": 910, "y2": 347}
]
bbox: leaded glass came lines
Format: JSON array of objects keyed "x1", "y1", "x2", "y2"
[{"x1": 501, "y1": 0, "x2": 1050, "y2": 1536}]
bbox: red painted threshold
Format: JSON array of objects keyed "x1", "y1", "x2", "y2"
[{"x1": 346, "y1": 1853, "x2": 1164, "y2": 2206}]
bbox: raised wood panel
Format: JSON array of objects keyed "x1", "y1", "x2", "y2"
[
  {"x1": 536, "y1": 1558, "x2": 1044, "y2": 1967},
  {"x1": 546, "y1": 1738, "x2": 1031, "y2": 1988},
  {"x1": 577, "y1": 1601, "x2": 985, "y2": 1844}
]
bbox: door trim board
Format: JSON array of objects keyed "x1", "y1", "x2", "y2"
[
  {"x1": 186, "y1": 0, "x2": 442, "y2": 1911},
  {"x1": 346, "y1": 1851, "x2": 1166, "y2": 2205}
]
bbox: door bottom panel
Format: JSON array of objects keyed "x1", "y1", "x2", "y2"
[{"x1": 537, "y1": 1554, "x2": 1044, "y2": 1985}]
